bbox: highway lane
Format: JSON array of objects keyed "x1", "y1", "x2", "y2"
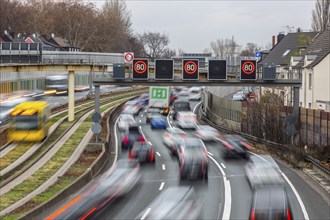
[
  {"x1": 40, "y1": 95, "x2": 329, "y2": 220},
  {"x1": 92, "y1": 101, "x2": 224, "y2": 220}
]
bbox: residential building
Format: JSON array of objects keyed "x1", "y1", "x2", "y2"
[
  {"x1": 258, "y1": 31, "x2": 319, "y2": 106},
  {"x1": 297, "y1": 29, "x2": 330, "y2": 111}
]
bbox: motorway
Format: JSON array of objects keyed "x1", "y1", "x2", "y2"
[
  {"x1": 90, "y1": 98, "x2": 329, "y2": 219},
  {"x1": 38, "y1": 94, "x2": 329, "y2": 220}
]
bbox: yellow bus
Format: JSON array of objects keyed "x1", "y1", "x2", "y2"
[{"x1": 8, "y1": 101, "x2": 50, "y2": 142}]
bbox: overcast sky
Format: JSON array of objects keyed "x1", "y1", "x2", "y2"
[{"x1": 92, "y1": 0, "x2": 315, "y2": 53}]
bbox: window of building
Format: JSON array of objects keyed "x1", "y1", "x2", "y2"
[
  {"x1": 308, "y1": 103, "x2": 311, "y2": 108},
  {"x1": 309, "y1": 73, "x2": 312, "y2": 89},
  {"x1": 282, "y1": 49, "x2": 291, "y2": 57},
  {"x1": 300, "y1": 102, "x2": 302, "y2": 107}
]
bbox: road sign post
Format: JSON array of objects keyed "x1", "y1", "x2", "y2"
[
  {"x1": 155, "y1": 59, "x2": 174, "y2": 80},
  {"x1": 132, "y1": 59, "x2": 149, "y2": 79},
  {"x1": 240, "y1": 60, "x2": 257, "y2": 80},
  {"x1": 182, "y1": 59, "x2": 199, "y2": 80},
  {"x1": 208, "y1": 59, "x2": 227, "y2": 80}
]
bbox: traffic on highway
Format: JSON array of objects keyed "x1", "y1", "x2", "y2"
[{"x1": 40, "y1": 86, "x2": 329, "y2": 220}]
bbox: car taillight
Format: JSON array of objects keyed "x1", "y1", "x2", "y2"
[
  {"x1": 287, "y1": 208, "x2": 292, "y2": 220},
  {"x1": 123, "y1": 136, "x2": 129, "y2": 144},
  {"x1": 240, "y1": 141, "x2": 254, "y2": 150},
  {"x1": 222, "y1": 141, "x2": 234, "y2": 150},
  {"x1": 250, "y1": 208, "x2": 255, "y2": 220}
]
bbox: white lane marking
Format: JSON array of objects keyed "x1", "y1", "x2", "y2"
[
  {"x1": 114, "y1": 117, "x2": 119, "y2": 162},
  {"x1": 223, "y1": 178, "x2": 232, "y2": 220},
  {"x1": 281, "y1": 173, "x2": 309, "y2": 220},
  {"x1": 159, "y1": 182, "x2": 165, "y2": 190},
  {"x1": 249, "y1": 152, "x2": 309, "y2": 220},
  {"x1": 140, "y1": 114, "x2": 143, "y2": 117},
  {"x1": 207, "y1": 151, "x2": 214, "y2": 156},
  {"x1": 148, "y1": 141, "x2": 152, "y2": 146},
  {"x1": 193, "y1": 101, "x2": 203, "y2": 114},
  {"x1": 139, "y1": 120, "x2": 141, "y2": 123},
  {"x1": 170, "y1": 121, "x2": 172, "y2": 124},
  {"x1": 162, "y1": 164, "x2": 166, "y2": 170},
  {"x1": 167, "y1": 112, "x2": 174, "y2": 129},
  {"x1": 139, "y1": 126, "x2": 141, "y2": 129},
  {"x1": 141, "y1": 208, "x2": 151, "y2": 220},
  {"x1": 207, "y1": 155, "x2": 231, "y2": 220},
  {"x1": 221, "y1": 163, "x2": 226, "y2": 169},
  {"x1": 156, "y1": 152, "x2": 161, "y2": 157},
  {"x1": 144, "y1": 110, "x2": 147, "y2": 112}
]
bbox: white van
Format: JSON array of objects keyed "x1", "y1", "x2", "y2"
[{"x1": 188, "y1": 87, "x2": 202, "y2": 100}]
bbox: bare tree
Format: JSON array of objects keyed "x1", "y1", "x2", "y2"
[
  {"x1": 311, "y1": 0, "x2": 330, "y2": 32},
  {"x1": 210, "y1": 37, "x2": 239, "y2": 58},
  {"x1": 139, "y1": 32, "x2": 170, "y2": 60},
  {"x1": 0, "y1": 0, "x2": 29, "y2": 33},
  {"x1": 240, "y1": 42, "x2": 261, "y2": 57}
]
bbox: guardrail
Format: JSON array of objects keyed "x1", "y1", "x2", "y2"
[
  {"x1": 200, "y1": 107, "x2": 330, "y2": 182},
  {"x1": 305, "y1": 156, "x2": 330, "y2": 181}
]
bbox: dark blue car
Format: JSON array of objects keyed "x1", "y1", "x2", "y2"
[{"x1": 150, "y1": 116, "x2": 167, "y2": 129}]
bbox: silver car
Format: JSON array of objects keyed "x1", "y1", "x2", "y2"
[{"x1": 245, "y1": 155, "x2": 284, "y2": 189}]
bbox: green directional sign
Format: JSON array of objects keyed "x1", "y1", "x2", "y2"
[{"x1": 151, "y1": 88, "x2": 168, "y2": 99}]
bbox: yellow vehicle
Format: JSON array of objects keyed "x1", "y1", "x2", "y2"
[{"x1": 8, "y1": 101, "x2": 50, "y2": 142}]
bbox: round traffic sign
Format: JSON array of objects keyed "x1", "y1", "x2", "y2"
[
  {"x1": 92, "y1": 112, "x2": 101, "y2": 123},
  {"x1": 184, "y1": 61, "x2": 197, "y2": 75},
  {"x1": 91, "y1": 123, "x2": 102, "y2": 135},
  {"x1": 133, "y1": 60, "x2": 147, "y2": 74},
  {"x1": 242, "y1": 61, "x2": 255, "y2": 75},
  {"x1": 124, "y1": 52, "x2": 134, "y2": 62}
]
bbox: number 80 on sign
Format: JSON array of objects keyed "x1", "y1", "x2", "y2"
[
  {"x1": 132, "y1": 59, "x2": 149, "y2": 79},
  {"x1": 240, "y1": 60, "x2": 257, "y2": 80}
]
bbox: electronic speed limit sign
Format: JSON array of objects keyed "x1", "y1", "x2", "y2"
[
  {"x1": 182, "y1": 59, "x2": 199, "y2": 80},
  {"x1": 240, "y1": 60, "x2": 257, "y2": 80},
  {"x1": 132, "y1": 59, "x2": 149, "y2": 79}
]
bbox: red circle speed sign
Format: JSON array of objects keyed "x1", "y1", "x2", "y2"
[
  {"x1": 184, "y1": 61, "x2": 197, "y2": 75},
  {"x1": 242, "y1": 61, "x2": 255, "y2": 75},
  {"x1": 133, "y1": 60, "x2": 147, "y2": 74},
  {"x1": 124, "y1": 52, "x2": 134, "y2": 62}
]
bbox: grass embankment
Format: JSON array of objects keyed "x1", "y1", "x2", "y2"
[
  {"x1": 0, "y1": 91, "x2": 141, "y2": 180},
  {"x1": 1, "y1": 98, "x2": 130, "y2": 218}
]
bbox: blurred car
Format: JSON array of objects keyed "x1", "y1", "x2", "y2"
[
  {"x1": 118, "y1": 114, "x2": 137, "y2": 132},
  {"x1": 250, "y1": 186, "x2": 293, "y2": 220},
  {"x1": 188, "y1": 87, "x2": 203, "y2": 100},
  {"x1": 177, "y1": 112, "x2": 197, "y2": 129},
  {"x1": 136, "y1": 186, "x2": 202, "y2": 220},
  {"x1": 122, "y1": 100, "x2": 144, "y2": 116},
  {"x1": 162, "y1": 127, "x2": 186, "y2": 156},
  {"x1": 178, "y1": 89, "x2": 189, "y2": 96},
  {"x1": 195, "y1": 125, "x2": 221, "y2": 141},
  {"x1": 219, "y1": 134, "x2": 254, "y2": 159},
  {"x1": 178, "y1": 138, "x2": 208, "y2": 180},
  {"x1": 45, "y1": 159, "x2": 140, "y2": 219},
  {"x1": 121, "y1": 126, "x2": 143, "y2": 149},
  {"x1": 150, "y1": 116, "x2": 167, "y2": 129},
  {"x1": 169, "y1": 89, "x2": 177, "y2": 105},
  {"x1": 245, "y1": 155, "x2": 284, "y2": 189},
  {"x1": 137, "y1": 93, "x2": 149, "y2": 105},
  {"x1": 172, "y1": 98, "x2": 191, "y2": 120},
  {"x1": 233, "y1": 91, "x2": 247, "y2": 101},
  {"x1": 129, "y1": 141, "x2": 155, "y2": 163},
  {"x1": 146, "y1": 107, "x2": 161, "y2": 122}
]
